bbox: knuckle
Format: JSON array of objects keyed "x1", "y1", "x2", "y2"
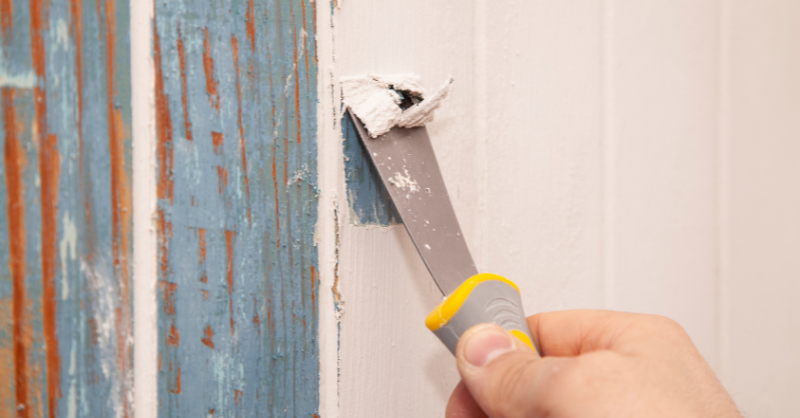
[
  {"x1": 485, "y1": 355, "x2": 540, "y2": 418},
  {"x1": 649, "y1": 315, "x2": 687, "y2": 336}
]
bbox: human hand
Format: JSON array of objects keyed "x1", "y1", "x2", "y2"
[{"x1": 446, "y1": 310, "x2": 742, "y2": 418}]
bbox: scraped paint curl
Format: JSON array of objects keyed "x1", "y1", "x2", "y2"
[{"x1": 341, "y1": 74, "x2": 453, "y2": 137}]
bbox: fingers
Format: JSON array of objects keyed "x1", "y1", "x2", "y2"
[
  {"x1": 445, "y1": 381, "x2": 489, "y2": 418},
  {"x1": 526, "y1": 310, "x2": 643, "y2": 357},
  {"x1": 455, "y1": 324, "x2": 555, "y2": 418}
]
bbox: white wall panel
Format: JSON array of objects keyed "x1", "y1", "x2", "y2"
[
  {"x1": 317, "y1": 1, "x2": 800, "y2": 416},
  {"x1": 482, "y1": 1, "x2": 605, "y2": 313},
  {"x1": 608, "y1": 0, "x2": 721, "y2": 362},
  {"x1": 724, "y1": 1, "x2": 800, "y2": 416},
  {"x1": 328, "y1": 2, "x2": 479, "y2": 417}
]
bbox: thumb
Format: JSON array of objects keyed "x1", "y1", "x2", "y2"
[{"x1": 455, "y1": 324, "x2": 551, "y2": 418}]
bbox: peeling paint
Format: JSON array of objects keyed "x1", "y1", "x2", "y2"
[
  {"x1": 154, "y1": 0, "x2": 319, "y2": 416},
  {"x1": 341, "y1": 111, "x2": 400, "y2": 226},
  {"x1": 0, "y1": 0, "x2": 133, "y2": 416}
]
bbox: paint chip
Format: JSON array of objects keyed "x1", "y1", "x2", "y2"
[{"x1": 341, "y1": 74, "x2": 453, "y2": 137}]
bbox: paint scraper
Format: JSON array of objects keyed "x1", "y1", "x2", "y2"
[{"x1": 346, "y1": 108, "x2": 536, "y2": 355}]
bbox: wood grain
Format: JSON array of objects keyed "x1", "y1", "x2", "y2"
[
  {"x1": 153, "y1": 0, "x2": 319, "y2": 416},
  {"x1": 0, "y1": 0, "x2": 133, "y2": 416}
]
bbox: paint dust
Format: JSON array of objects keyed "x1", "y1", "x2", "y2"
[{"x1": 388, "y1": 168, "x2": 420, "y2": 199}]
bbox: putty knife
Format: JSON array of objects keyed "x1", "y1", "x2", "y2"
[{"x1": 346, "y1": 109, "x2": 536, "y2": 354}]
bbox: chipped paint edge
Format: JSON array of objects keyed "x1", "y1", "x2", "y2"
[
  {"x1": 131, "y1": 1, "x2": 157, "y2": 417},
  {"x1": 316, "y1": 2, "x2": 341, "y2": 418}
]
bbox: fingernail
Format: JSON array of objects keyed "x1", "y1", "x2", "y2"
[{"x1": 463, "y1": 325, "x2": 514, "y2": 367}]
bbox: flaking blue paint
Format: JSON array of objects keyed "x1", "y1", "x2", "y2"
[
  {"x1": 342, "y1": 112, "x2": 400, "y2": 226},
  {"x1": 0, "y1": 0, "x2": 134, "y2": 417},
  {"x1": 154, "y1": 0, "x2": 319, "y2": 416}
]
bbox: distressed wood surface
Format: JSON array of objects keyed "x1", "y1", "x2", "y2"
[
  {"x1": 153, "y1": 0, "x2": 319, "y2": 416},
  {"x1": 0, "y1": 0, "x2": 133, "y2": 417}
]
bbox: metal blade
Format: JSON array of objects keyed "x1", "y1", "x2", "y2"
[{"x1": 347, "y1": 109, "x2": 478, "y2": 295}]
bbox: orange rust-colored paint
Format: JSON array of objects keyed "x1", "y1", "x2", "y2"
[
  {"x1": 199, "y1": 289, "x2": 208, "y2": 300},
  {"x1": 234, "y1": 389, "x2": 243, "y2": 406},
  {"x1": 211, "y1": 131, "x2": 223, "y2": 154},
  {"x1": 201, "y1": 325, "x2": 214, "y2": 349},
  {"x1": 198, "y1": 228, "x2": 206, "y2": 264},
  {"x1": 246, "y1": 0, "x2": 255, "y2": 53},
  {"x1": 203, "y1": 27, "x2": 220, "y2": 111},
  {"x1": 157, "y1": 209, "x2": 173, "y2": 277},
  {"x1": 167, "y1": 322, "x2": 180, "y2": 347},
  {"x1": 4, "y1": 88, "x2": 30, "y2": 418},
  {"x1": 40, "y1": 133, "x2": 62, "y2": 418},
  {"x1": 170, "y1": 367, "x2": 181, "y2": 394},
  {"x1": 104, "y1": 2, "x2": 132, "y2": 414},
  {"x1": 29, "y1": 0, "x2": 45, "y2": 77},
  {"x1": 0, "y1": 0, "x2": 11, "y2": 41},
  {"x1": 231, "y1": 35, "x2": 251, "y2": 223},
  {"x1": 225, "y1": 230, "x2": 235, "y2": 334},
  {"x1": 310, "y1": 265, "x2": 316, "y2": 308},
  {"x1": 31, "y1": 0, "x2": 62, "y2": 414},
  {"x1": 154, "y1": 20, "x2": 174, "y2": 204},
  {"x1": 161, "y1": 281, "x2": 178, "y2": 316},
  {"x1": 217, "y1": 166, "x2": 228, "y2": 194},
  {"x1": 177, "y1": 27, "x2": 193, "y2": 141}
]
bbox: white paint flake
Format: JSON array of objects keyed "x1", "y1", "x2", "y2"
[{"x1": 341, "y1": 74, "x2": 453, "y2": 137}]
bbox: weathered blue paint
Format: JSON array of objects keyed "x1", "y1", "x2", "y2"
[
  {"x1": 0, "y1": 0, "x2": 133, "y2": 417},
  {"x1": 342, "y1": 113, "x2": 400, "y2": 226},
  {"x1": 154, "y1": 0, "x2": 319, "y2": 416}
]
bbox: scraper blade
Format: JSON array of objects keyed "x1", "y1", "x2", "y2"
[
  {"x1": 347, "y1": 108, "x2": 535, "y2": 355},
  {"x1": 347, "y1": 109, "x2": 477, "y2": 295}
]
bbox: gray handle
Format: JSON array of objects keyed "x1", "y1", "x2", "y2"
[{"x1": 429, "y1": 279, "x2": 535, "y2": 355}]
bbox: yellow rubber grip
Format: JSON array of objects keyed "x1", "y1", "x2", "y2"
[{"x1": 425, "y1": 273, "x2": 520, "y2": 331}]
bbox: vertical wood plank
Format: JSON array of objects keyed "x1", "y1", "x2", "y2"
[
  {"x1": 608, "y1": 0, "x2": 721, "y2": 361},
  {"x1": 724, "y1": 0, "x2": 800, "y2": 415},
  {"x1": 482, "y1": 1, "x2": 604, "y2": 313},
  {"x1": 153, "y1": 0, "x2": 319, "y2": 416},
  {"x1": 332, "y1": 1, "x2": 478, "y2": 416},
  {"x1": 0, "y1": 0, "x2": 133, "y2": 417}
]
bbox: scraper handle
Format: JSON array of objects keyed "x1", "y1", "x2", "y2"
[{"x1": 425, "y1": 273, "x2": 536, "y2": 355}]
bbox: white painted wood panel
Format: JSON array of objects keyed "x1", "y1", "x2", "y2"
[
  {"x1": 724, "y1": 1, "x2": 800, "y2": 416},
  {"x1": 321, "y1": 2, "x2": 479, "y2": 417},
  {"x1": 608, "y1": 0, "x2": 721, "y2": 363},
  {"x1": 316, "y1": 1, "x2": 800, "y2": 416},
  {"x1": 481, "y1": 2, "x2": 605, "y2": 313}
]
